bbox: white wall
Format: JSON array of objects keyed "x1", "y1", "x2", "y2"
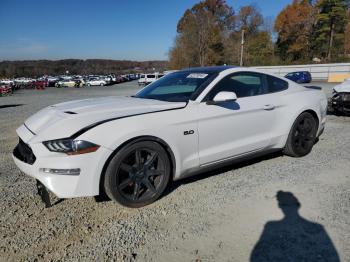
[{"x1": 253, "y1": 63, "x2": 350, "y2": 80}]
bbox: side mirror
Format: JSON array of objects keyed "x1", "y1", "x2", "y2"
[{"x1": 208, "y1": 91, "x2": 237, "y2": 105}]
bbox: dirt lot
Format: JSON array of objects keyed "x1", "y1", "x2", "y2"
[{"x1": 0, "y1": 81, "x2": 349, "y2": 261}]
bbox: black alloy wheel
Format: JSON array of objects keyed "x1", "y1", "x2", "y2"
[
  {"x1": 284, "y1": 112, "x2": 318, "y2": 157},
  {"x1": 104, "y1": 141, "x2": 171, "y2": 207}
]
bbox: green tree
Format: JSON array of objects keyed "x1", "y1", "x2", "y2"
[
  {"x1": 224, "y1": 5, "x2": 273, "y2": 66},
  {"x1": 344, "y1": 11, "x2": 350, "y2": 55},
  {"x1": 275, "y1": 0, "x2": 316, "y2": 62},
  {"x1": 313, "y1": 0, "x2": 349, "y2": 61},
  {"x1": 169, "y1": 0, "x2": 235, "y2": 69},
  {"x1": 246, "y1": 31, "x2": 275, "y2": 66},
  {"x1": 237, "y1": 5, "x2": 263, "y2": 34}
]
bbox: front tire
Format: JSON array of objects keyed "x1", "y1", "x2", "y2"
[
  {"x1": 104, "y1": 141, "x2": 171, "y2": 208},
  {"x1": 283, "y1": 112, "x2": 318, "y2": 157}
]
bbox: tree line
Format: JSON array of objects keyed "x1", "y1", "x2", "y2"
[
  {"x1": 0, "y1": 59, "x2": 168, "y2": 78},
  {"x1": 169, "y1": 0, "x2": 350, "y2": 69}
]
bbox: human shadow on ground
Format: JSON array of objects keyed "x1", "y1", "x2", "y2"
[{"x1": 250, "y1": 191, "x2": 340, "y2": 262}]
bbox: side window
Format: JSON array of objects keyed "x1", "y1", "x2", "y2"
[
  {"x1": 266, "y1": 75, "x2": 288, "y2": 93},
  {"x1": 206, "y1": 72, "x2": 265, "y2": 100}
]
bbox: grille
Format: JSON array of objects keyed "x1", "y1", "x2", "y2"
[
  {"x1": 13, "y1": 138, "x2": 36, "y2": 165},
  {"x1": 342, "y1": 93, "x2": 350, "y2": 102}
]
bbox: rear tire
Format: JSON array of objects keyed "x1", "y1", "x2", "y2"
[
  {"x1": 283, "y1": 112, "x2": 318, "y2": 157},
  {"x1": 104, "y1": 141, "x2": 171, "y2": 208}
]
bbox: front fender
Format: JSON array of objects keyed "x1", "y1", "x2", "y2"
[{"x1": 77, "y1": 108, "x2": 199, "y2": 180}]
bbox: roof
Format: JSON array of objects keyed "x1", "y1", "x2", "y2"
[{"x1": 180, "y1": 65, "x2": 236, "y2": 74}]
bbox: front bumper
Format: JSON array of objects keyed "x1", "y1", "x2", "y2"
[
  {"x1": 330, "y1": 93, "x2": 350, "y2": 114},
  {"x1": 318, "y1": 116, "x2": 326, "y2": 137},
  {"x1": 12, "y1": 125, "x2": 112, "y2": 198}
]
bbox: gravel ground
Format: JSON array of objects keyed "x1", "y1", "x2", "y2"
[{"x1": 0, "y1": 81, "x2": 349, "y2": 261}]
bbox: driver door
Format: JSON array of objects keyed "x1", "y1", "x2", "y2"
[{"x1": 197, "y1": 72, "x2": 277, "y2": 166}]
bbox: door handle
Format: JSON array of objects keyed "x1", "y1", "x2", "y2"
[{"x1": 263, "y1": 104, "x2": 275, "y2": 111}]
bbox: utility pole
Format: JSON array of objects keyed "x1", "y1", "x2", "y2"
[{"x1": 240, "y1": 29, "x2": 245, "y2": 67}]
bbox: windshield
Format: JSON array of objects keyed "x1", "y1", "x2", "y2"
[{"x1": 135, "y1": 71, "x2": 215, "y2": 102}]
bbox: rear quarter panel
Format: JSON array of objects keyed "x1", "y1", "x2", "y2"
[{"x1": 269, "y1": 83, "x2": 327, "y2": 149}]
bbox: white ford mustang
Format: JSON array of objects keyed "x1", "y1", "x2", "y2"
[{"x1": 13, "y1": 67, "x2": 327, "y2": 207}]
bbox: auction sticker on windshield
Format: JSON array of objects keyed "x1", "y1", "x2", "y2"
[{"x1": 187, "y1": 73, "x2": 208, "y2": 79}]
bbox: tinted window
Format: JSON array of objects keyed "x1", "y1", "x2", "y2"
[
  {"x1": 136, "y1": 71, "x2": 214, "y2": 102},
  {"x1": 147, "y1": 75, "x2": 155, "y2": 78},
  {"x1": 267, "y1": 75, "x2": 288, "y2": 93},
  {"x1": 206, "y1": 72, "x2": 264, "y2": 100}
]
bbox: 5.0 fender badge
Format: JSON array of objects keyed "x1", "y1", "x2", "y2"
[{"x1": 184, "y1": 130, "x2": 195, "y2": 136}]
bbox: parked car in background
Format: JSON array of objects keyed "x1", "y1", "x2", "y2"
[
  {"x1": 14, "y1": 77, "x2": 35, "y2": 84},
  {"x1": 128, "y1": 74, "x2": 140, "y2": 81},
  {"x1": 0, "y1": 79, "x2": 14, "y2": 85},
  {"x1": 45, "y1": 76, "x2": 60, "y2": 87},
  {"x1": 109, "y1": 74, "x2": 117, "y2": 82},
  {"x1": 99, "y1": 76, "x2": 112, "y2": 84},
  {"x1": 2, "y1": 72, "x2": 156, "y2": 90},
  {"x1": 103, "y1": 75, "x2": 119, "y2": 86},
  {"x1": 285, "y1": 71, "x2": 312, "y2": 83},
  {"x1": 32, "y1": 80, "x2": 48, "y2": 90},
  {"x1": 12, "y1": 66, "x2": 327, "y2": 208},
  {"x1": 56, "y1": 79, "x2": 76, "y2": 88},
  {"x1": 85, "y1": 78, "x2": 106, "y2": 86},
  {"x1": 0, "y1": 85, "x2": 12, "y2": 96},
  {"x1": 138, "y1": 73, "x2": 164, "y2": 86},
  {"x1": 115, "y1": 75, "x2": 125, "y2": 83},
  {"x1": 329, "y1": 78, "x2": 350, "y2": 115},
  {"x1": 72, "y1": 78, "x2": 85, "y2": 88},
  {"x1": 59, "y1": 75, "x2": 73, "y2": 80}
]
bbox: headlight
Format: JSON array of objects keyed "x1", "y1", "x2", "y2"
[
  {"x1": 43, "y1": 139, "x2": 100, "y2": 155},
  {"x1": 332, "y1": 92, "x2": 340, "y2": 100}
]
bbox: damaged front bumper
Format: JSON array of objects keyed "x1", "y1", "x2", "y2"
[
  {"x1": 330, "y1": 92, "x2": 350, "y2": 114},
  {"x1": 36, "y1": 180, "x2": 52, "y2": 208},
  {"x1": 12, "y1": 124, "x2": 113, "y2": 207}
]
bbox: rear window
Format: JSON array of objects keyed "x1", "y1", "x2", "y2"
[
  {"x1": 147, "y1": 75, "x2": 155, "y2": 78},
  {"x1": 267, "y1": 75, "x2": 288, "y2": 93},
  {"x1": 232, "y1": 74, "x2": 262, "y2": 85}
]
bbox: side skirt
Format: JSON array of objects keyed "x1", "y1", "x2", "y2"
[{"x1": 175, "y1": 148, "x2": 281, "y2": 181}]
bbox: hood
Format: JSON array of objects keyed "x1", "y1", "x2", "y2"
[
  {"x1": 334, "y1": 82, "x2": 350, "y2": 93},
  {"x1": 24, "y1": 96, "x2": 186, "y2": 141}
]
